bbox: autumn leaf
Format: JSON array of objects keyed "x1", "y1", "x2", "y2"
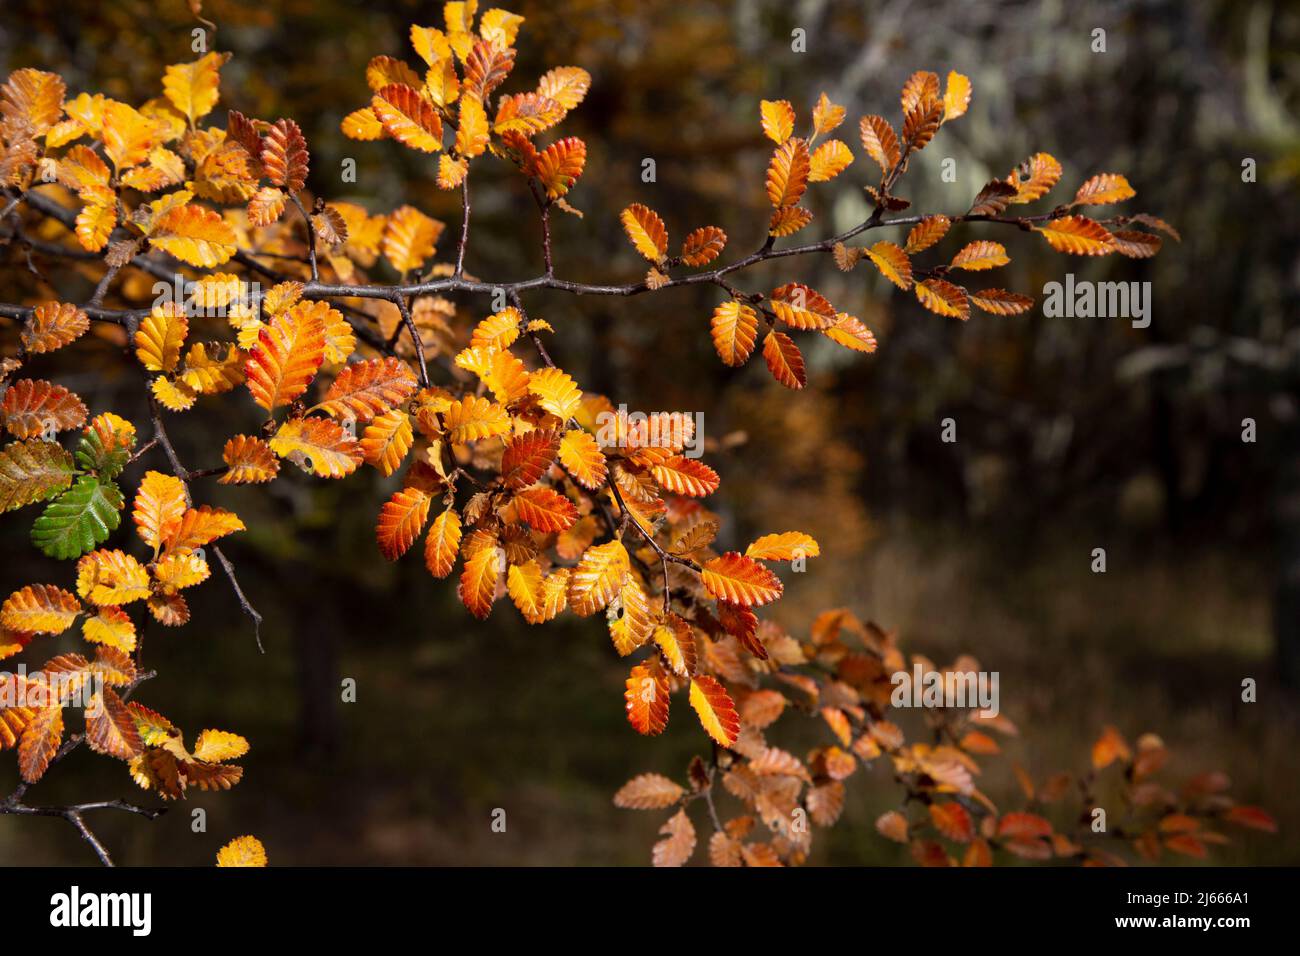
[
  {"x1": 762, "y1": 331, "x2": 806, "y2": 390},
  {"x1": 2, "y1": 379, "x2": 87, "y2": 439},
  {"x1": 808, "y1": 139, "x2": 853, "y2": 182},
  {"x1": 270, "y1": 417, "x2": 363, "y2": 478},
  {"x1": 316, "y1": 357, "x2": 417, "y2": 423},
  {"x1": 162, "y1": 52, "x2": 229, "y2": 126},
  {"x1": 0, "y1": 439, "x2": 75, "y2": 512},
  {"x1": 424, "y1": 509, "x2": 462, "y2": 579},
  {"x1": 1, "y1": 584, "x2": 79, "y2": 634},
  {"x1": 458, "y1": 543, "x2": 502, "y2": 620},
  {"x1": 1035, "y1": 215, "x2": 1115, "y2": 256},
  {"x1": 680, "y1": 226, "x2": 726, "y2": 267},
  {"x1": 557, "y1": 429, "x2": 607, "y2": 490},
  {"x1": 613, "y1": 773, "x2": 685, "y2": 809},
  {"x1": 148, "y1": 203, "x2": 237, "y2": 267},
  {"x1": 650, "y1": 457, "x2": 720, "y2": 497},
  {"x1": 527, "y1": 367, "x2": 582, "y2": 422},
  {"x1": 620, "y1": 204, "x2": 668, "y2": 262},
  {"x1": 216, "y1": 835, "x2": 267, "y2": 867},
  {"x1": 759, "y1": 99, "x2": 795, "y2": 144},
  {"x1": 382, "y1": 204, "x2": 444, "y2": 273},
  {"x1": 372, "y1": 84, "x2": 443, "y2": 153},
  {"x1": 942, "y1": 71, "x2": 972, "y2": 122},
  {"x1": 568, "y1": 539, "x2": 629, "y2": 616},
  {"x1": 244, "y1": 303, "x2": 327, "y2": 410},
  {"x1": 858, "y1": 115, "x2": 900, "y2": 173},
  {"x1": 219, "y1": 435, "x2": 279, "y2": 484},
  {"x1": 652, "y1": 808, "x2": 696, "y2": 867},
  {"x1": 915, "y1": 278, "x2": 971, "y2": 320},
  {"x1": 688, "y1": 675, "x2": 740, "y2": 748},
  {"x1": 950, "y1": 240, "x2": 1009, "y2": 271},
  {"x1": 1071, "y1": 173, "x2": 1135, "y2": 207},
  {"x1": 534, "y1": 136, "x2": 585, "y2": 199},
  {"x1": 745, "y1": 531, "x2": 819, "y2": 561},
  {"x1": 765, "y1": 137, "x2": 810, "y2": 208},
  {"x1": 134, "y1": 304, "x2": 189, "y2": 375},
  {"x1": 864, "y1": 241, "x2": 913, "y2": 290},
  {"x1": 970, "y1": 289, "x2": 1034, "y2": 315},
  {"x1": 710, "y1": 301, "x2": 758, "y2": 367},
  {"x1": 625, "y1": 660, "x2": 669, "y2": 736},
  {"x1": 1007, "y1": 152, "x2": 1062, "y2": 204},
  {"x1": 22, "y1": 302, "x2": 88, "y2": 355},
  {"x1": 376, "y1": 487, "x2": 432, "y2": 560},
  {"x1": 514, "y1": 486, "x2": 578, "y2": 533}
]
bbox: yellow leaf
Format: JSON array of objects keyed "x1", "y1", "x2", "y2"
[
  {"x1": 527, "y1": 367, "x2": 582, "y2": 422},
  {"x1": 425, "y1": 509, "x2": 462, "y2": 579},
  {"x1": 808, "y1": 139, "x2": 853, "y2": 182},
  {"x1": 1, "y1": 584, "x2": 80, "y2": 634},
  {"x1": 269, "y1": 417, "x2": 363, "y2": 478},
  {"x1": 442, "y1": 396, "x2": 510, "y2": 444},
  {"x1": 162, "y1": 52, "x2": 230, "y2": 126},
  {"x1": 759, "y1": 99, "x2": 795, "y2": 144},
  {"x1": 620, "y1": 203, "x2": 668, "y2": 262},
  {"x1": 148, "y1": 203, "x2": 237, "y2": 267},
  {"x1": 688, "y1": 675, "x2": 740, "y2": 748},
  {"x1": 133, "y1": 471, "x2": 187, "y2": 551},
  {"x1": 135, "y1": 303, "x2": 188, "y2": 373},
  {"x1": 1071, "y1": 173, "x2": 1136, "y2": 207},
  {"x1": 382, "y1": 204, "x2": 444, "y2": 273},
  {"x1": 1035, "y1": 215, "x2": 1115, "y2": 256},
  {"x1": 710, "y1": 300, "x2": 758, "y2": 367},
  {"x1": 568, "y1": 539, "x2": 630, "y2": 617},
  {"x1": 745, "y1": 531, "x2": 820, "y2": 561},
  {"x1": 216, "y1": 835, "x2": 266, "y2": 867},
  {"x1": 943, "y1": 71, "x2": 972, "y2": 122},
  {"x1": 700, "y1": 552, "x2": 783, "y2": 607},
  {"x1": 864, "y1": 241, "x2": 913, "y2": 290}
]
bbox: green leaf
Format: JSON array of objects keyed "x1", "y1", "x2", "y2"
[
  {"x1": 76, "y1": 425, "x2": 134, "y2": 480},
  {"x1": 0, "y1": 440, "x2": 75, "y2": 512},
  {"x1": 30, "y1": 476, "x2": 123, "y2": 559}
]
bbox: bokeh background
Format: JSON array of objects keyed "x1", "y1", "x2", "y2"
[{"x1": 2, "y1": 0, "x2": 1298, "y2": 864}]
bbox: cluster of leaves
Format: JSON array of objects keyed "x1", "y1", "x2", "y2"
[
  {"x1": 2, "y1": 461, "x2": 247, "y2": 795},
  {"x1": 0, "y1": 2, "x2": 1267, "y2": 866},
  {"x1": 614, "y1": 609, "x2": 1276, "y2": 866}
]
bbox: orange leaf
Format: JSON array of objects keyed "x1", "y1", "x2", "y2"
[
  {"x1": 858, "y1": 115, "x2": 900, "y2": 173},
  {"x1": 652, "y1": 808, "x2": 696, "y2": 867},
  {"x1": 680, "y1": 226, "x2": 727, "y2": 267},
  {"x1": 620, "y1": 203, "x2": 668, "y2": 262},
  {"x1": 244, "y1": 303, "x2": 326, "y2": 410},
  {"x1": 1036, "y1": 215, "x2": 1115, "y2": 256},
  {"x1": 765, "y1": 137, "x2": 810, "y2": 208},
  {"x1": 864, "y1": 241, "x2": 913, "y2": 290},
  {"x1": 513, "y1": 485, "x2": 578, "y2": 533},
  {"x1": 651, "y1": 456, "x2": 720, "y2": 497},
  {"x1": 458, "y1": 543, "x2": 502, "y2": 620},
  {"x1": 613, "y1": 772, "x2": 685, "y2": 809},
  {"x1": 689, "y1": 675, "x2": 739, "y2": 748},
  {"x1": 701, "y1": 552, "x2": 783, "y2": 607},
  {"x1": 376, "y1": 487, "x2": 432, "y2": 560},
  {"x1": 625, "y1": 660, "x2": 669, "y2": 736},
  {"x1": 1071, "y1": 173, "x2": 1135, "y2": 207},
  {"x1": 424, "y1": 509, "x2": 462, "y2": 579},
  {"x1": 762, "y1": 331, "x2": 806, "y2": 390},
  {"x1": 915, "y1": 278, "x2": 970, "y2": 319},
  {"x1": 759, "y1": 99, "x2": 795, "y2": 144},
  {"x1": 371, "y1": 84, "x2": 443, "y2": 152},
  {"x1": 710, "y1": 301, "x2": 758, "y2": 367}
]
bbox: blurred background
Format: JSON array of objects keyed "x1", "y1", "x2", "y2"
[{"x1": 1, "y1": 0, "x2": 1298, "y2": 864}]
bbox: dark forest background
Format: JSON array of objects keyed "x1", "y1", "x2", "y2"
[{"x1": 1, "y1": 0, "x2": 1298, "y2": 864}]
